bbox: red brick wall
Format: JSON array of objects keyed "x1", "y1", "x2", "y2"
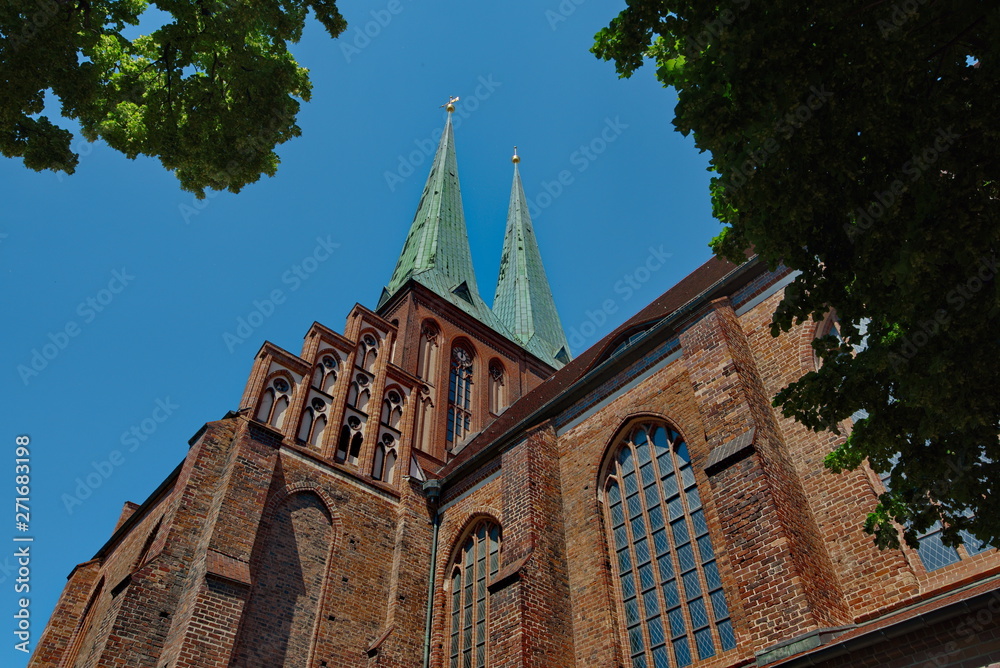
[
  {"x1": 231, "y1": 492, "x2": 334, "y2": 666},
  {"x1": 33, "y1": 265, "x2": 1000, "y2": 668}
]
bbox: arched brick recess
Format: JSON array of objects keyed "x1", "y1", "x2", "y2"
[{"x1": 230, "y1": 489, "x2": 339, "y2": 667}]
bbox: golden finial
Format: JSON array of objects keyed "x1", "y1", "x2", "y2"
[
  {"x1": 441, "y1": 96, "x2": 460, "y2": 112},
  {"x1": 512, "y1": 146, "x2": 520, "y2": 164}
]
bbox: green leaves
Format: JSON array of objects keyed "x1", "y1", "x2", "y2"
[
  {"x1": 1, "y1": 0, "x2": 346, "y2": 196},
  {"x1": 595, "y1": 0, "x2": 1000, "y2": 549}
]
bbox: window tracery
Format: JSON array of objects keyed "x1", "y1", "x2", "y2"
[
  {"x1": 448, "y1": 521, "x2": 501, "y2": 668},
  {"x1": 603, "y1": 422, "x2": 735, "y2": 667},
  {"x1": 257, "y1": 376, "x2": 292, "y2": 429},
  {"x1": 447, "y1": 345, "x2": 474, "y2": 444}
]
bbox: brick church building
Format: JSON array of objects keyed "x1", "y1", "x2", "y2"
[{"x1": 32, "y1": 106, "x2": 1000, "y2": 668}]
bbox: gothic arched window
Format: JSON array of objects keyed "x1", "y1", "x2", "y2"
[
  {"x1": 337, "y1": 416, "x2": 363, "y2": 465},
  {"x1": 347, "y1": 372, "x2": 371, "y2": 413},
  {"x1": 358, "y1": 333, "x2": 379, "y2": 373},
  {"x1": 447, "y1": 345, "x2": 474, "y2": 444},
  {"x1": 603, "y1": 423, "x2": 736, "y2": 668},
  {"x1": 381, "y1": 389, "x2": 404, "y2": 430},
  {"x1": 413, "y1": 394, "x2": 433, "y2": 453},
  {"x1": 312, "y1": 353, "x2": 339, "y2": 394},
  {"x1": 257, "y1": 376, "x2": 292, "y2": 429},
  {"x1": 488, "y1": 361, "x2": 505, "y2": 415},
  {"x1": 299, "y1": 397, "x2": 328, "y2": 448},
  {"x1": 448, "y1": 521, "x2": 501, "y2": 668},
  {"x1": 417, "y1": 322, "x2": 440, "y2": 383},
  {"x1": 372, "y1": 433, "x2": 398, "y2": 483}
]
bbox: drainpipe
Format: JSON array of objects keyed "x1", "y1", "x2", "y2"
[{"x1": 422, "y1": 479, "x2": 443, "y2": 668}]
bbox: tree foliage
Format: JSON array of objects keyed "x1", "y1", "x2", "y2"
[
  {"x1": 594, "y1": 1, "x2": 1000, "y2": 549},
  {"x1": 2, "y1": 0, "x2": 345, "y2": 196}
]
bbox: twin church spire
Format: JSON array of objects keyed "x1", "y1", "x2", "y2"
[{"x1": 380, "y1": 106, "x2": 570, "y2": 368}]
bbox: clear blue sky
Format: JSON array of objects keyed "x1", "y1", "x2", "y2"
[{"x1": 2, "y1": 2, "x2": 721, "y2": 663}]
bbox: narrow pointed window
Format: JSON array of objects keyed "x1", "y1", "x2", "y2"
[
  {"x1": 311, "y1": 414, "x2": 327, "y2": 448},
  {"x1": 447, "y1": 345, "x2": 474, "y2": 444},
  {"x1": 337, "y1": 425, "x2": 351, "y2": 463},
  {"x1": 488, "y1": 361, "x2": 505, "y2": 415},
  {"x1": 272, "y1": 396, "x2": 289, "y2": 429},
  {"x1": 312, "y1": 353, "x2": 339, "y2": 395},
  {"x1": 603, "y1": 423, "x2": 736, "y2": 668},
  {"x1": 349, "y1": 432, "x2": 363, "y2": 465},
  {"x1": 337, "y1": 416, "x2": 363, "y2": 465},
  {"x1": 298, "y1": 409, "x2": 314, "y2": 442},
  {"x1": 358, "y1": 333, "x2": 379, "y2": 373},
  {"x1": 381, "y1": 390, "x2": 404, "y2": 430},
  {"x1": 448, "y1": 521, "x2": 501, "y2": 668},
  {"x1": 348, "y1": 373, "x2": 371, "y2": 413},
  {"x1": 372, "y1": 444, "x2": 386, "y2": 481},
  {"x1": 257, "y1": 389, "x2": 275, "y2": 422},
  {"x1": 257, "y1": 376, "x2": 292, "y2": 429},
  {"x1": 414, "y1": 395, "x2": 433, "y2": 453},
  {"x1": 374, "y1": 390, "x2": 403, "y2": 483},
  {"x1": 373, "y1": 433, "x2": 398, "y2": 483},
  {"x1": 299, "y1": 397, "x2": 328, "y2": 448},
  {"x1": 417, "y1": 322, "x2": 439, "y2": 383}
]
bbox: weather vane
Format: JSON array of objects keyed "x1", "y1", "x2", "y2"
[
  {"x1": 441, "y1": 96, "x2": 460, "y2": 112},
  {"x1": 512, "y1": 146, "x2": 520, "y2": 164}
]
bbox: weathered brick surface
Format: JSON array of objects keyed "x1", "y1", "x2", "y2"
[{"x1": 32, "y1": 260, "x2": 1000, "y2": 668}]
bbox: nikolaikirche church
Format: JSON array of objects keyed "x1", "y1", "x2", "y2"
[{"x1": 33, "y1": 102, "x2": 1000, "y2": 668}]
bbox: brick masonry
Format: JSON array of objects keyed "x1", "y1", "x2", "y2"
[{"x1": 31, "y1": 259, "x2": 1000, "y2": 668}]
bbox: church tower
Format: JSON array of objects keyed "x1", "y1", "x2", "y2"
[
  {"x1": 375, "y1": 106, "x2": 568, "y2": 467},
  {"x1": 29, "y1": 102, "x2": 572, "y2": 668},
  {"x1": 492, "y1": 149, "x2": 571, "y2": 367},
  {"x1": 32, "y1": 101, "x2": 1000, "y2": 668}
]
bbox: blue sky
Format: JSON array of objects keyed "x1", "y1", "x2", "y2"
[{"x1": 2, "y1": 1, "x2": 721, "y2": 662}]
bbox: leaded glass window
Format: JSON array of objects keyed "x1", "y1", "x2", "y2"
[
  {"x1": 449, "y1": 522, "x2": 501, "y2": 668},
  {"x1": 447, "y1": 346, "x2": 474, "y2": 444},
  {"x1": 876, "y1": 467, "x2": 992, "y2": 571},
  {"x1": 604, "y1": 424, "x2": 736, "y2": 668}
]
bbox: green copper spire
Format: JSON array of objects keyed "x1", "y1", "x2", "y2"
[
  {"x1": 380, "y1": 110, "x2": 503, "y2": 329},
  {"x1": 492, "y1": 157, "x2": 571, "y2": 368}
]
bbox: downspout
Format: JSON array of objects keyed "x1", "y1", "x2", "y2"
[{"x1": 422, "y1": 479, "x2": 443, "y2": 668}]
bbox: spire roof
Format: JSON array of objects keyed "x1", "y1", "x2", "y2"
[
  {"x1": 492, "y1": 162, "x2": 571, "y2": 368},
  {"x1": 379, "y1": 112, "x2": 506, "y2": 331}
]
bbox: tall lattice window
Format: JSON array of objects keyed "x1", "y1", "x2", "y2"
[
  {"x1": 449, "y1": 521, "x2": 501, "y2": 668},
  {"x1": 877, "y1": 465, "x2": 992, "y2": 571},
  {"x1": 447, "y1": 346, "x2": 474, "y2": 444},
  {"x1": 604, "y1": 423, "x2": 736, "y2": 668}
]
